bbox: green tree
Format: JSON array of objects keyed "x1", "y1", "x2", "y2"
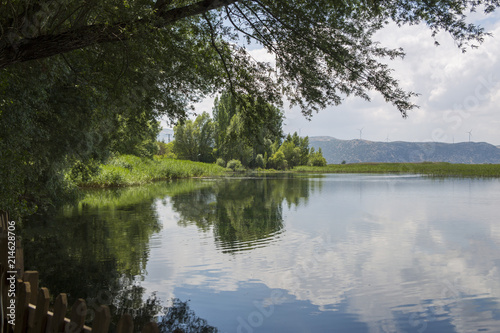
[
  {"x1": 173, "y1": 112, "x2": 215, "y2": 162},
  {"x1": 2, "y1": 1, "x2": 498, "y2": 216},
  {"x1": 308, "y1": 147, "x2": 327, "y2": 167},
  {"x1": 278, "y1": 141, "x2": 301, "y2": 168},
  {"x1": 267, "y1": 150, "x2": 287, "y2": 170},
  {"x1": 212, "y1": 91, "x2": 283, "y2": 166}
]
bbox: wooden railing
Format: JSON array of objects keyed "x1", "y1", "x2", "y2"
[{"x1": 0, "y1": 212, "x2": 161, "y2": 333}]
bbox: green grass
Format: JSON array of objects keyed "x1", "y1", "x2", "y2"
[
  {"x1": 79, "y1": 157, "x2": 500, "y2": 188},
  {"x1": 293, "y1": 162, "x2": 500, "y2": 177},
  {"x1": 78, "y1": 155, "x2": 228, "y2": 187}
]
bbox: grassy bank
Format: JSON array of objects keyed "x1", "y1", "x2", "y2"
[
  {"x1": 294, "y1": 162, "x2": 500, "y2": 177},
  {"x1": 78, "y1": 155, "x2": 227, "y2": 187},
  {"x1": 79, "y1": 157, "x2": 500, "y2": 188}
]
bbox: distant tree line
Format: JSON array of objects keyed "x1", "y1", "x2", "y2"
[{"x1": 171, "y1": 92, "x2": 326, "y2": 169}]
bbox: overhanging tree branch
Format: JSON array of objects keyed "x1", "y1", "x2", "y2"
[{"x1": 0, "y1": 0, "x2": 238, "y2": 68}]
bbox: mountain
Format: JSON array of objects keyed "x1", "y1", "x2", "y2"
[{"x1": 309, "y1": 136, "x2": 500, "y2": 164}]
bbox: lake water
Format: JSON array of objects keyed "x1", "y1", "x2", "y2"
[{"x1": 22, "y1": 174, "x2": 500, "y2": 333}]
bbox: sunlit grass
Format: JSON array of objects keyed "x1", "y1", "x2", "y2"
[
  {"x1": 293, "y1": 162, "x2": 500, "y2": 177},
  {"x1": 79, "y1": 155, "x2": 227, "y2": 187}
]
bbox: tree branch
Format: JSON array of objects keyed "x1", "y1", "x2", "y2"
[
  {"x1": 0, "y1": 0, "x2": 238, "y2": 68},
  {"x1": 202, "y1": 12, "x2": 235, "y2": 94}
]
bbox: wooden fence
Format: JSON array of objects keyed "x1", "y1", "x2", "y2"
[{"x1": 0, "y1": 212, "x2": 162, "y2": 333}]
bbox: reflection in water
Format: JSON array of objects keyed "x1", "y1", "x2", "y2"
[
  {"x1": 21, "y1": 181, "x2": 220, "y2": 331},
  {"x1": 20, "y1": 175, "x2": 500, "y2": 332},
  {"x1": 170, "y1": 176, "x2": 321, "y2": 253},
  {"x1": 158, "y1": 299, "x2": 218, "y2": 333}
]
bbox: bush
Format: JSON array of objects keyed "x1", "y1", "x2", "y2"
[
  {"x1": 216, "y1": 158, "x2": 226, "y2": 168},
  {"x1": 267, "y1": 151, "x2": 287, "y2": 170},
  {"x1": 226, "y1": 159, "x2": 245, "y2": 172},
  {"x1": 255, "y1": 154, "x2": 266, "y2": 169},
  {"x1": 308, "y1": 151, "x2": 327, "y2": 167}
]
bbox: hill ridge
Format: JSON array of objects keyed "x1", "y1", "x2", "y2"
[{"x1": 309, "y1": 136, "x2": 500, "y2": 164}]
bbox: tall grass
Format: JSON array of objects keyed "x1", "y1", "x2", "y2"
[
  {"x1": 293, "y1": 162, "x2": 500, "y2": 178},
  {"x1": 78, "y1": 155, "x2": 227, "y2": 187}
]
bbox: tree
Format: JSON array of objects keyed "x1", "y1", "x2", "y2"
[
  {"x1": 212, "y1": 91, "x2": 283, "y2": 166},
  {"x1": 308, "y1": 148, "x2": 327, "y2": 167},
  {"x1": 1, "y1": 0, "x2": 498, "y2": 216},
  {"x1": 173, "y1": 112, "x2": 215, "y2": 162}
]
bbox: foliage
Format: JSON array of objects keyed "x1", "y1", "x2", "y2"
[
  {"x1": 2, "y1": 0, "x2": 499, "y2": 216},
  {"x1": 212, "y1": 91, "x2": 283, "y2": 166},
  {"x1": 226, "y1": 159, "x2": 245, "y2": 172},
  {"x1": 267, "y1": 132, "x2": 326, "y2": 170},
  {"x1": 255, "y1": 154, "x2": 266, "y2": 169},
  {"x1": 308, "y1": 148, "x2": 327, "y2": 167},
  {"x1": 173, "y1": 112, "x2": 215, "y2": 162},
  {"x1": 215, "y1": 158, "x2": 226, "y2": 168},
  {"x1": 267, "y1": 151, "x2": 287, "y2": 170},
  {"x1": 77, "y1": 155, "x2": 227, "y2": 187},
  {"x1": 157, "y1": 141, "x2": 176, "y2": 158}
]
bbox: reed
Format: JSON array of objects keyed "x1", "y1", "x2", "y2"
[{"x1": 293, "y1": 162, "x2": 500, "y2": 177}]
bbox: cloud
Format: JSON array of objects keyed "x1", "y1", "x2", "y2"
[
  {"x1": 284, "y1": 13, "x2": 500, "y2": 145},
  {"x1": 164, "y1": 12, "x2": 500, "y2": 145},
  {"x1": 143, "y1": 177, "x2": 500, "y2": 333}
]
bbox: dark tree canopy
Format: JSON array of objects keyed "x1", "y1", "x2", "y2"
[
  {"x1": 1, "y1": 0, "x2": 498, "y2": 116},
  {"x1": 1, "y1": 0, "x2": 498, "y2": 216}
]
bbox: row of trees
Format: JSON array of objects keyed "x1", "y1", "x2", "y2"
[{"x1": 172, "y1": 92, "x2": 326, "y2": 169}]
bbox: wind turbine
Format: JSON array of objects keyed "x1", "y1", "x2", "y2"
[
  {"x1": 357, "y1": 127, "x2": 364, "y2": 140},
  {"x1": 467, "y1": 130, "x2": 472, "y2": 142}
]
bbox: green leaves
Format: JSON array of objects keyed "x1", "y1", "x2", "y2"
[{"x1": 173, "y1": 112, "x2": 215, "y2": 162}]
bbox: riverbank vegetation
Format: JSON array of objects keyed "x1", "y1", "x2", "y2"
[
  {"x1": 74, "y1": 155, "x2": 227, "y2": 188},
  {"x1": 294, "y1": 162, "x2": 500, "y2": 178},
  {"x1": 171, "y1": 91, "x2": 327, "y2": 170}
]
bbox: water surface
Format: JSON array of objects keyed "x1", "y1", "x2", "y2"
[{"x1": 23, "y1": 174, "x2": 500, "y2": 332}]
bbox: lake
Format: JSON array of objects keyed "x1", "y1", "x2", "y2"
[{"x1": 22, "y1": 174, "x2": 500, "y2": 333}]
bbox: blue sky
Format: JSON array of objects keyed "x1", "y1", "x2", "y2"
[{"x1": 163, "y1": 9, "x2": 500, "y2": 145}]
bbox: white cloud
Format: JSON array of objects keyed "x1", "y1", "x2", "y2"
[
  {"x1": 165, "y1": 12, "x2": 500, "y2": 145},
  {"x1": 142, "y1": 177, "x2": 500, "y2": 332},
  {"x1": 282, "y1": 13, "x2": 500, "y2": 145}
]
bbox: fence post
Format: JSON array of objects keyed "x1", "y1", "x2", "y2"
[
  {"x1": 140, "y1": 322, "x2": 159, "y2": 333},
  {"x1": 14, "y1": 280, "x2": 31, "y2": 333},
  {"x1": 92, "y1": 306, "x2": 111, "y2": 333},
  {"x1": 23, "y1": 272, "x2": 39, "y2": 305},
  {"x1": 116, "y1": 314, "x2": 133, "y2": 333},
  {"x1": 29, "y1": 287, "x2": 50, "y2": 333},
  {"x1": 49, "y1": 294, "x2": 68, "y2": 333},
  {"x1": 65, "y1": 299, "x2": 86, "y2": 333}
]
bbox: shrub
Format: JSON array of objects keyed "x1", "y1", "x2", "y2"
[
  {"x1": 308, "y1": 150, "x2": 327, "y2": 167},
  {"x1": 216, "y1": 158, "x2": 226, "y2": 168},
  {"x1": 267, "y1": 151, "x2": 287, "y2": 170},
  {"x1": 255, "y1": 154, "x2": 266, "y2": 169},
  {"x1": 226, "y1": 159, "x2": 245, "y2": 171}
]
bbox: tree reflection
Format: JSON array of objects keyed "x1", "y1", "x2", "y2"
[
  {"x1": 158, "y1": 299, "x2": 218, "y2": 333},
  {"x1": 20, "y1": 180, "x2": 222, "y2": 332},
  {"x1": 19, "y1": 175, "x2": 320, "y2": 331},
  {"x1": 170, "y1": 175, "x2": 321, "y2": 253}
]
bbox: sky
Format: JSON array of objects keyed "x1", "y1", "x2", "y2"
[{"x1": 163, "y1": 9, "x2": 500, "y2": 146}]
